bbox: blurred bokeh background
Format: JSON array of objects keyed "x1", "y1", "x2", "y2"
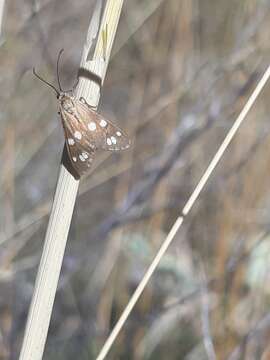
[{"x1": 1, "y1": 0, "x2": 270, "y2": 359}]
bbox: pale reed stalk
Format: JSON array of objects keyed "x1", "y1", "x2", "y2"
[{"x1": 19, "y1": 1, "x2": 124, "y2": 359}]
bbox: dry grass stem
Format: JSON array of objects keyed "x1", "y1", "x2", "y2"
[{"x1": 18, "y1": 1, "x2": 124, "y2": 359}]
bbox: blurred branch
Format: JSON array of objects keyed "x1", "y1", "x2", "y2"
[
  {"x1": 199, "y1": 261, "x2": 217, "y2": 360},
  {"x1": 165, "y1": 227, "x2": 270, "y2": 311},
  {"x1": 227, "y1": 312, "x2": 270, "y2": 360},
  {"x1": 235, "y1": 2, "x2": 270, "y2": 49}
]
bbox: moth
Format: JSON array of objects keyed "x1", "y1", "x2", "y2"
[{"x1": 33, "y1": 51, "x2": 130, "y2": 178}]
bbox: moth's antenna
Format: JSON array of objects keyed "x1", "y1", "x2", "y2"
[
  {"x1": 33, "y1": 68, "x2": 60, "y2": 97},
  {"x1": 57, "y1": 49, "x2": 64, "y2": 92}
]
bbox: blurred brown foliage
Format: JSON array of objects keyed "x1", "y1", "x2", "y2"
[{"x1": 0, "y1": 0, "x2": 270, "y2": 359}]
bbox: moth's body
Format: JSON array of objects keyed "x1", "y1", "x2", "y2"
[
  {"x1": 58, "y1": 93, "x2": 130, "y2": 177},
  {"x1": 33, "y1": 55, "x2": 130, "y2": 178}
]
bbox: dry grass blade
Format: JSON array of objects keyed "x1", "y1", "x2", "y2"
[{"x1": 95, "y1": 65, "x2": 270, "y2": 360}]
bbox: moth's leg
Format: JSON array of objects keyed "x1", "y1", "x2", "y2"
[
  {"x1": 79, "y1": 97, "x2": 97, "y2": 110},
  {"x1": 76, "y1": 68, "x2": 103, "y2": 108}
]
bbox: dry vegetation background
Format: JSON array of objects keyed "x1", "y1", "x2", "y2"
[{"x1": 0, "y1": 0, "x2": 270, "y2": 359}]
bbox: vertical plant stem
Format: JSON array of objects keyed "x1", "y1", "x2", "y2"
[
  {"x1": 19, "y1": 167, "x2": 79, "y2": 360},
  {"x1": 19, "y1": 1, "x2": 124, "y2": 360},
  {"x1": 0, "y1": 0, "x2": 5, "y2": 40}
]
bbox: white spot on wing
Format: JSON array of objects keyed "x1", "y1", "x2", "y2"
[
  {"x1": 116, "y1": 131, "x2": 121, "y2": 137},
  {"x1": 107, "y1": 138, "x2": 112, "y2": 145},
  {"x1": 72, "y1": 157, "x2": 77, "y2": 162},
  {"x1": 88, "y1": 122, "x2": 96, "y2": 131},
  {"x1": 79, "y1": 154, "x2": 86, "y2": 162},
  {"x1": 100, "y1": 119, "x2": 107, "y2": 128},
  {"x1": 68, "y1": 138, "x2": 75, "y2": 145},
  {"x1": 111, "y1": 136, "x2": 117, "y2": 144},
  {"x1": 82, "y1": 152, "x2": 88, "y2": 159},
  {"x1": 74, "y1": 131, "x2": 82, "y2": 140}
]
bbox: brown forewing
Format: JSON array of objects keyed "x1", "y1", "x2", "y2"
[
  {"x1": 60, "y1": 96, "x2": 130, "y2": 177},
  {"x1": 76, "y1": 97, "x2": 131, "y2": 151}
]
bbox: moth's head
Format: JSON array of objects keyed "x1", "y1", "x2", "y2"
[{"x1": 59, "y1": 93, "x2": 75, "y2": 112}]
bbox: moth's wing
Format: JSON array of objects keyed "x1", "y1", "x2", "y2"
[
  {"x1": 60, "y1": 109, "x2": 96, "y2": 177},
  {"x1": 76, "y1": 98, "x2": 131, "y2": 151}
]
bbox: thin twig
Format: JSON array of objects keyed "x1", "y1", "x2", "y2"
[
  {"x1": 95, "y1": 65, "x2": 270, "y2": 360},
  {"x1": 199, "y1": 261, "x2": 217, "y2": 360},
  {"x1": 227, "y1": 312, "x2": 270, "y2": 360}
]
